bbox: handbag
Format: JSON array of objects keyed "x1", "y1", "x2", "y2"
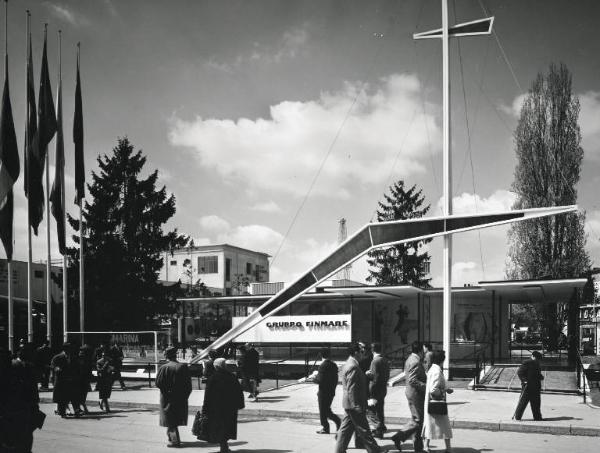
[
  {"x1": 34, "y1": 409, "x2": 47, "y2": 430},
  {"x1": 191, "y1": 411, "x2": 209, "y2": 440},
  {"x1": 428, "y1": 394, "x2": 448, "y2": 415}
]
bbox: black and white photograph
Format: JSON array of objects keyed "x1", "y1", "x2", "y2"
[{"x1": 1, "y1": 1, "x2": 599, "y2": 452}]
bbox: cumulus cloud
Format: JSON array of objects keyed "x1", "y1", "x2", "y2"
[
  {"x1": 198, "y1": 215, "x2": 231, "y2": 233},
  {"x1": 437, "y1": 190, "x2": 517, "y2": 215},
  {"x1": 249, "y1": 201, "x2": 282, "y2": 213},
  {"x1": 206, "y1": 25, "x2": 309, "y2": 73},
  {"x1": 170, "y1": 74, "x2": 439, "y2": 199},
  {"x1": 44, "y1": 3, "x2": 90, "y2": 27},
  {"x1": 499, "y1": 93, "x2": 527, "y2": 117},
  {"x1": 579, "y1": 91, "x2": 600, "y2": 158}
]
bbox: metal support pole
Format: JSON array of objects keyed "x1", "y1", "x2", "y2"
[
  {"x1": 441, "y1": 0, "x2": 452, "y2": 378},
  {"x1": 7, "y1": 261, "x2": 14, "y2": 351},
  {"x1": 46, "y1": 149, "x2": 51, "y2": 346}
]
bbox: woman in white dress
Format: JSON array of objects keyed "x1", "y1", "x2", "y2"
[{"x1": 422, "y1": 350, "x2": 453, "y2": 453}]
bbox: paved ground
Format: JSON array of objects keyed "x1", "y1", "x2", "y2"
[
  {"x1": 479, "y1": 366, "x2": 578, "y2": 392},
  {"x1": 38, "y1": 381, "x2": 600, "y2": 436},
  {"x1": 33, "y1": 403, "x2": 600, "y2": 453}
]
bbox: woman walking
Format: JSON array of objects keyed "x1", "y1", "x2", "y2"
[
  {"x1": 422, "y1": 350, "x2": 453, "y2": 453},
  {"x1": 96, "y1": 350, "x2": 114, "y2": 413},
  {"x1": 201, "y1": 358, "x2": 245, "y2": 453}
]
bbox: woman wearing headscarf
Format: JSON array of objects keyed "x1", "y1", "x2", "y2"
[
  {"x1": 422, "y1": 350, "x2": 453, "y2": 453},
  {"x1": 202, "y1": 358, "x2": 245, "y2": 453}
]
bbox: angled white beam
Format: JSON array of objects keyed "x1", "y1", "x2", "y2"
[
  {"x1": 413, "y1": 16, "x2": 494, "y2": 40},
  {"x1": 191, "y1": 205, "x2": 577, "y2": 362}
]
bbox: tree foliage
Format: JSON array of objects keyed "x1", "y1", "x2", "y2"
[
  {"x1": 506, "y1": 63, "x2": 590, "y2": 280},
  {"x1": 67, "y1": 137, "x2": 188, "y2": 330},
  {"x1": 505, "y1": 63, "x2": 590, "y2": 350},
  {"x1": 367, "y1": 181, "x2": 432, "y2": 287}
]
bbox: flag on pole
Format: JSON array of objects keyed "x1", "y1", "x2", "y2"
[
  {"x1": 0, "y1": 55, "x2": 19, "y2": 261},
  {"x1": 50, "y1": 68, "x2": 65, "y2": 254},
  {"x1": 73, "y1": 45, "x2": 84, "y2": 204},
  {"x1": 38, "y1": 29, "x2": 56, "y2": 165},
  {"x1": 23, "y1": 36, "x2": 44, "y2": 234}
]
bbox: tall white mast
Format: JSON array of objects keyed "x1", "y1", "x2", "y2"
[{"x1": 414, "y1": 1, "x2": 494, "y2": 376}]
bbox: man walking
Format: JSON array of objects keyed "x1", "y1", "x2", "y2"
[
  {"x1": 35, "y1": 341, "x2": 52, "y2": 390},
  {"x1": 335, "y1": 343, "x2": 386, "y2": 453},
  {"x1": 422, "y1": 343, "x2": 433, "y2": 373},
  {"x1": 391, "y1": 341, "x2": 427, "y2": 452},
  {"x1": 156, "y1": 347, "x2": 193, "y2": 448},
  {"x1": 50, "y1": 343, "x2": 78, "y2": 417},
  {"x1": 239, "y1": 343, "x2": 260, "y2": 401},
  {"x1": 366, "y1": 342, "x2": 390, "y2": 439},
  {"x1": 514, "y1": 351, "x2": 544, "y2": 421},
  {"x1": 314, "y1": 347, "x2": 341, "y2": 434}
]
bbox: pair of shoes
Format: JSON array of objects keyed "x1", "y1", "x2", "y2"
[
  {"x1": 391, "y1": 434, "x2": 402, "y2": 451},
  {"x1": 166, "y1": 442, "x2": 181, "y2": 448},
  {"x1": 316, "y1": 429, "x2": 330, "y2": 434}
]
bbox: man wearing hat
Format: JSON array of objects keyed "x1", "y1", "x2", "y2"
[
  {"x1": 156, "y1": 347, "x2": 192, "y2": 447},
  {"x1": 50, "y1": 343, "x2": 78, "y2": 417},
  {"x1": 514, "y1": 350, "x2": 545, "y2": 421}
]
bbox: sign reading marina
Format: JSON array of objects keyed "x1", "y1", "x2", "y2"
[{"x1": 232, "y1": 315, "x2": 351, "y2": 343}]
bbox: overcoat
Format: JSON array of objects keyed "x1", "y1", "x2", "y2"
[
  {"x1": 422, "y1": 363, "x2": 452, "y2": 440},
  {"x1": 202, "y1": 368, "x2": 245, "y2": 442},
  {"x1": 156, "y1": 360, "x2": 192, "y2": 427},
  {"x1": 50, "y1": 352, "x2": 78, "y2": 404}
]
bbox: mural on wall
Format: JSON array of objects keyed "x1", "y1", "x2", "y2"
[
  {"x1": 375, "y1": 300, "x2": 419, "y2": 353},
  {"x1": 453, "y1": 301, "x2": 492, "y2": 343}
]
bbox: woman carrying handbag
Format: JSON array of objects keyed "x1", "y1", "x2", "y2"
[{"x1": 422, "y1": 350, "x2": 453, "y2": 453}]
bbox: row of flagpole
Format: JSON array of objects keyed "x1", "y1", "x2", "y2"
[{"x1": 0, "y1": 0, "x2": 85, "y2": 351}]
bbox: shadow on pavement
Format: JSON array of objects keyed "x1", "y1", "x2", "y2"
[
  {"x1": 540, "y1": 416, "x2": 582, "y2": 421},
  {"x1": 451, "y1": 448, "x2": 493, "y2": 453},
  {"x1": 251, "y1": 396, "x2": 290, "y2": 403},
  {"x1": 447, "y1": 401, "x2": 468, "y2": 406}
]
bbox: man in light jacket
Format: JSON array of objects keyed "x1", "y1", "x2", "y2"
[
  {"x1": 334, "y1": 343, "x2": 386, "y2": 453},
  {"x1": 391, "y1": 341, "x2": 427, "y2": 452}
]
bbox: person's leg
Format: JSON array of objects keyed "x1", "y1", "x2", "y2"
[
  {"x1": 219, "y1": 440, "x2": 230, "y2": 452},
  {"x1": 513, "y1": 387, "x2": 530, "y2": 420},
  {"x1": 413, "y1": 396, "x2": 425, "y2": 452},
  {"x1": 348, "y1": 409, "x2": 382, "y2": 453},
  {"x1": 424, "y1": 438, "x2": 431, "y2": 452},
  {"x1": 444, "y1": 438, "x2": 452, "y2": 452},
  {"x1": 325, "y1": 393, "x2": 341, "y2": 431},
  {"x1": 335, "y1": 412, "x2": 354, "y2": 453},
  {"x1": 530, "y1": 390, "x2": 542, "y2": 420},
  {"x1": 317, "y1": 393, "x2": 330, "y2": 432}
]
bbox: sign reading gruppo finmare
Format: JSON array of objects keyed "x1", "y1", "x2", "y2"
[{"x1": 231, "y1": 314, "x2": 351, "y2": 343}]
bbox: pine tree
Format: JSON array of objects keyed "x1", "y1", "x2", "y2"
[
  {"x1": 367, "y1": 181, "x2": 432, "y2": 287},
  {"x1": 67, "y1": 137, "x2": 188, "y2": 330},
  {"x1": 506, "y1": 63, "x2": 590, "y2": 351}
]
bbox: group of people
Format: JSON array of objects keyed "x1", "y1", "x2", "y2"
[
  {"x1": 156, "y1": 345, "x2": 248, "y2": 452},
  {"x1": 51, "y1": 340, "x2": 126, "y2": 417},
  {"x1": 313, "y1": 341, "x2": 453, "y2": 453}
]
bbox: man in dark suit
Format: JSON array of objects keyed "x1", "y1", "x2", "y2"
[
  {"x1": 514, "y1": 351, "x2": 544, "y2": 421},
  {"x1": 391, "y1": 341, "x2": 427, "y2": 452},
  {"x1": 366, "y1": 342, "x2": 390, "y2": 439},
  {"x1": 314, "y1": 347, "x2": 341, "y2": 434},
  {"x1": 239, "y1": 343, "x2": 260, "y2": 400},
  {"x1": 335, "y1": 343, "x2": 386, "y2": 453}
]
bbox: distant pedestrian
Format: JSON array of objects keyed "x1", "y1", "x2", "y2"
[
  {"x1": 156, "y1": 347, "x2": 192, "y2": 448},
  {"x1": 96, "y1": 350, "x2": 114, "y2": 413},
  {"x1": 423, "y1": 343, "x2": 433, "y2": 372},
  {"x1": 238, "y1": 343, "x2": 260, "y2": 401},
  {"x1": 314, "y1": 347, "x2": 341, "y2": 434},
  {"x1": 35, "y1": 341, "x2": 52, "y2": 390},
  {"x1": 110, "y1": 342, "x2": 126, "y2": 390},
  {"x1": 392, "y1": 341, "x2": 427, "y2": 452},
  {"x1": 366, "y1": 342, "x2": 390, "y2": 439},
  {"x1": 334, "y1": 342, "x2": 385, "y2": 453},
  {"x1": 203, "y1": 349, "x2": 219, "y2": 382},
  {"x1": 358, "y1": 342, "x2": 373, "y2": 374},
  {"x1": 76, "y1": 345, "x2": 95, "y2": 414},
  {"x1": 513, "y1": 351, "x2": 544, "y2": 421},
  {"x1": 201, "y1": 358, "x2": 245, "y2": 453},
  {"x1": 422, "y1": 350, "x2": 453, "y2": 453},
  {"x1": 51, "y1": 343, "x2": 78, "y2": 417}
]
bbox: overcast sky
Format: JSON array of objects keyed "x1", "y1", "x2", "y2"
[{"x1": 4, "y1": 0, "x2": 600, "y2": 286}]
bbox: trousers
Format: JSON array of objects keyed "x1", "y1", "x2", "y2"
[
  {"x1": 318, "y1": 391, "x2": 341, "y2": 431},
  {"x1": 335, "y1": 409, "x2": 382, "y2": 453},
  {"x1": 514, "y1": 384, "x2": 542, "y2": 421}
]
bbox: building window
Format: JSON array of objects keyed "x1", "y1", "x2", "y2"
[
  {"x1": 246, "y1": 262, "x2": 252, "y2": 275},
  {"x1": 34, "y1": 270, "x2": 44, "y2": 279},
  {"x1": 225, "y1": 258, "x2": 231, "y2": 282},
  {"x1": 170, "y1": 260, "x2": 177, "y2": 266},
  {"x1": 198, "y1": 256, "x2": 218, "y2": 274}
]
